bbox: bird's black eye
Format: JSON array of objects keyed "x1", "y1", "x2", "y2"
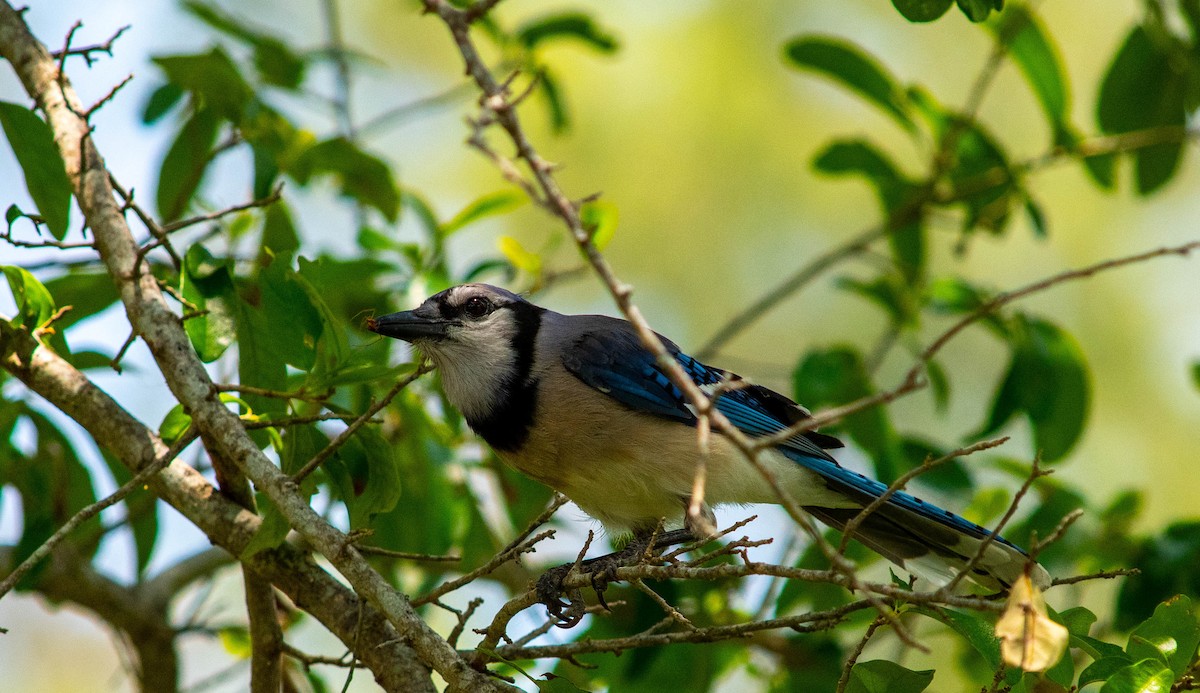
[{"x1": 462, "y1": 296, "x2": 491, "y2": 318}]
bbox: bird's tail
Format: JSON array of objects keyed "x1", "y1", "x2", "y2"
[
  {"x1": 787, "y1": 453, "x2": 1049, "y2": 590},
  {"x1": 803, "y1": 500, "x2": 1050, "y2": 591}
]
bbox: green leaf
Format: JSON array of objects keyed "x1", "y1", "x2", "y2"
[
  {"x1": 846, "y1": 660, "x2": 934, "y2": 693},
  {"x1": 232, "y1": 299, "x2": 288, "y2": 427},
  {"x1": 949, "y1": 119, "x2": 1018, "y2": 235},
  {"x1": 242, "y1": 428, "x2": 320, "y2": 558},
  {"x1": 925, "y1": 359, "x2": 950, "y2": 412},
  {"x1": 891, "y1": 0, "x2": 953, "y2": 22},
  {"x1": 156, "y1": 107, "x2": 220, "y2": 222},
  {"x1": 0, "y1": 102, "x2": 73, "y2": 240},
  {"x1": 1098, "y1": 658, "x2": 1175, "y2": 693},
  {"x1": 916, "y1": 606, "x2": 1001, "y2": 668},
  {"x1": 1096, "y1": 26, "x2": 1189, "y2": 195},
  {"x1": 1191, "y1": 360, "x2": 1200, "y2": 392},
  {"x1": 291, "y1": 265, "x2": 350, "y2": 387},
  {"x1": 538, "y1": 67, "x2": 570, "y2": 133},
  {"x1": 337, "y1": 426, "x2": 401, "y2": 528},
  {"x1": 955, "y1": 0, "x2": 1000, "y2": 22},
  {"x1": 11, "y1": 412, "x2": 100, "y2": 573},
  {"x1": 183, "y1": 1, "x2": 307, "y2": 89},
  {"x1": 180, "y1": 244, "x2": 237, "y2": 362},
  {"x1": 2, "y1": 265, "x2": 56, "y2": 331},
  {"x1": 258, "y1": 201, "x2": 300, "y2": 264},
  {"x1": 1024, "y1": 195, "x2": 1048, "y2": 238},
  {"x1": 814, "y1": 140, "x2": 923, "y2": 281},
  {"x1": 217, "y1": 625, "x2": 252, "y2": 658},
  {"x1": 441, "y1": 190, "x2": 525, "y2": 235},
  {"x1": 1118, "y1": 524, "x2": 1200, "y2": 630},
  {"x1": 994, "y1": 7, "x2": 1069, "y2": 138},
  {"x1": 290, "y1": 138, "x2": 400, "y2": 222},
  {"x1": 1126, "y1": 596, "x2": 1200, "y2": 677},
  {"x1": 926, "y1": 276, "x2": 987, "y2": 313},
  {"x1": 1079, "y1": 654, "x2": 1136, "y2": 689},
  {"x1": 783, "y1": 38, "x2": 914, "y2": 131},
  {"x1": 229, "y1": 505, "x2": 286, "y2": 556},
  {"x1": 142, "y1": 82, "x2": 185, "y2": 124},
  {"x1": 5, "y1": 203, "x2": 24, "y2": 229},
  {"x1": 517, "y1": 12, "x2": 619, "y2": 53},
  {"x1": 836, "y1": 275, "x2": 916, "y2": 328},
  {"x1": 153, "y1": 48, "x2": 253, "y2": 121},
  {"x1": 254, "y1": 260, "x2": 323, "y2": 371},
  {"x1": 240, "y1": 106, "x2": 307, "y2": 198},
  {"x1": 294, "y1": 255, "x2": 392, "y2": 330},
  {"x1": 979, "y1": 315, "x2": 1089, "y2": 461},
  {"x1": 794, "y1": 347, "x2": 902, "y2": 482},
  {"x1": 363, "y1": 395, "x2": 454, "y2": 556},
  {"x1": 158, "y1": 404, "x2": 193, "y2": 444}
]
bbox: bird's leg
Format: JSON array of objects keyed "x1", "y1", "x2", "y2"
[{"x1": 536, "y1": 527, "x2": 696, "y2": 628}]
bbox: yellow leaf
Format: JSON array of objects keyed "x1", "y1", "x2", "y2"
[
  {"x1": 498, "y1": 235, "x2": 542, "y2": 274},
  {"x1": 581, "y1": 200, "x2": 619, "y2": 250},
  {"x1": 995, "y1": 573, "x2": 1069, "y2": 672}
]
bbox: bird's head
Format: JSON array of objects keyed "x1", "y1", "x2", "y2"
[{"x1": 367, "y1": 284, "x2": 543, "y2": 419}]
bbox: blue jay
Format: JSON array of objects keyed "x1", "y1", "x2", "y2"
[{"x1": 368, "y1": 284, "x2": 1049, "y2": 604}]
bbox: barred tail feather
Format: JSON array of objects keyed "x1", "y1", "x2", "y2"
[{"x1": 804, "y1": 503, "x2": 1051, "y2": 591}]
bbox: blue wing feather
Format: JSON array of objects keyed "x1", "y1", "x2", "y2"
[{"x1": 561, "y1": 326, "x2": 1020, "y2": 551}]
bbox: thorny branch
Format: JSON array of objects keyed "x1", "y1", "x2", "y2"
[{"x1": 48, "y1": 23, "x2": 129, "y2": 66}]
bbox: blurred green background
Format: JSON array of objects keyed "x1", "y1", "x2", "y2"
[{"x1": 1, "y1": 0, "x2": 1198, "y2": 690}]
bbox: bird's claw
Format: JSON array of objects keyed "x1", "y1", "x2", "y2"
[
  {"x1": 535, "y1": 552, "x2": 627, "y2": 628},
  {"x1": 536, "y1": 563, "x2": 587, "y2": 628}
]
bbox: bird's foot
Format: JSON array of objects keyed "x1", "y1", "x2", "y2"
[{"x1": 535, "y1": 528, "x2": 695, "y2": 629}]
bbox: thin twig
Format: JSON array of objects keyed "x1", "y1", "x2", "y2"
[
  {"x1": 0, "y1": 224, "x2": 94, "y2": 249},
  {"x1": 213, "y1": 382, "x2": 333, "y2": 403},
  {"x1": 480, "y1": 599, "x2": 875, "y2": 662},
  {"x1": 292, "y1": 361, "x2": 431, "y2": 482},
  {"x1": 414, "y1": 494, "x2": 569, "y2": 608},
  {"x1": 1050, "y1": 568, "x2": 1139, "y2": 587},
  {"x1": 445, "y1": 598, "x2": 484, "y2": 648},
  {"x1": 697, "y1": 226, "x2": 885, "y2": 359},
  {"x1": 1029, "y1": 509, "x2": 1084, "y2": 559},
  {"x1": 83, "y1": 73, "x2": 132, "y2": 118},
  {"x1": 161, "y1": 183, "x2": 284, "y2": 234},
  {"x1": 241, "y1": 412, "x2": 368, "y2": 430},
  {"x1": 282, "y1": 642, "x2": 355, "y2": 669},
  {"x1": 109, "y1": 175, "x2": 182, "y2": 269},
  {"x1": 48, "y1": 23, "x2": 129, "y2": 65},
  {"x1": 355, "y1": 546, "x2": 461, "y2": 562},
  {"x1": 750, "y1": 240, "x2": 1200, "y2": 452},
  {"x1": 939, "y1": 457, "x2": 1049, "y2": 595},
  {"x1": 836, "y1": 615, "x2": 888, "y2": 693}
]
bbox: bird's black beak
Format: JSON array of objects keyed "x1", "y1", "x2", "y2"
[{"x1": 366, "y1": 310, "x2": 450, "y2": 342}]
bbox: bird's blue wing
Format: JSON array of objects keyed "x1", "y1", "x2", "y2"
[
  {"x1": 562, "y1": 328, "x2": 841, "y2": 460},
  {"x1": 562, "y1": 327, "x2": 1018, "y2": 552}
]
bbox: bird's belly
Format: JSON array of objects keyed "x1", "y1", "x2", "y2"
[{"x1": 496, "y1": 406, "x2": 849, "y2": 532}]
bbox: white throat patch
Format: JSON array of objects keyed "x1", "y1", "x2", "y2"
[{"x1": 420, "y1": 308, "x2": 520, "y2": 421}]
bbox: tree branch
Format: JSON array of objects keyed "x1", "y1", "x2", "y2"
[
  {"x1": 0, "y1": 318, "x2": 432, "y2": 691},
  {"x1": 0, "y1": 5, "x2": 502, "y2": 689}
]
